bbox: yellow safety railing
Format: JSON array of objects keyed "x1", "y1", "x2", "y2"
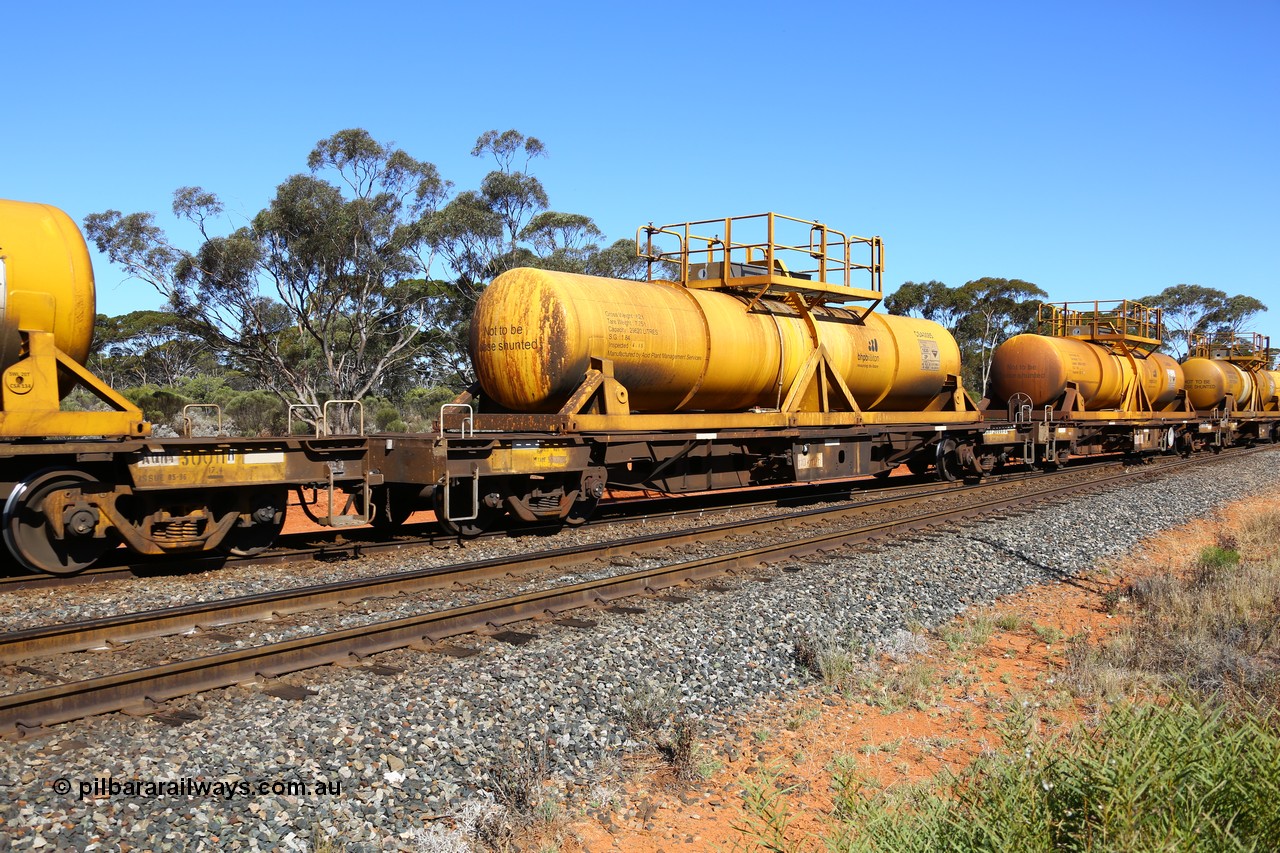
[
  {"x1": 636, "y1": 213, "x2": 882, "y2": 306},
  {"x1": 1190, "y1": 332, "x2": 1274, "y2": 368},
  {"x1": 1038, "y1": 300, "x2": 1164, "y2": 350}
]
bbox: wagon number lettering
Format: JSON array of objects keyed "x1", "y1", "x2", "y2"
[{"x1": 137, "y1": 452, "x2": 239, "y2": 467}]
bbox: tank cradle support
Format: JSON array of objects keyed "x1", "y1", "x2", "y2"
[
  {"x1": 0, "y1": 304, "x2": 148, "y2": 438},
  {"x1": 557, "y1": 356, "x2": 631, "y2": 417},
  {"x1": 0, "y1": 200, "x2": 149, "y2": 438}
]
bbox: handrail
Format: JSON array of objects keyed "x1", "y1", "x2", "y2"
[
  {"x1": 322, "y1": 400, "x2": 364, "y2": 437},
  {"x1": 181, "y1": 404, "x2": 223, "y2": 437},
  {"x1": 439, "y1": 403, "x2": 474, "y2": 439},
  {"x1": 1189, "y1": 332, "x2": 1274, "y2": 368},
  {"x1": 1038, "y1": 300, "x2": 1164, "y2": 350},
  {"x1": 635, "y1": 212, "x2": 882, "y2": 300}
]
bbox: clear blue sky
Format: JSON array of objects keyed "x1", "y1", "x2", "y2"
[{"x1": 5, "y1": 1, "x2": 1277, "y2": 345}]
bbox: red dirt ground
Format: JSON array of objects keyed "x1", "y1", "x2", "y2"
[{"x1": 557, "y1": 490, "x2": 1280, "y2": 852}]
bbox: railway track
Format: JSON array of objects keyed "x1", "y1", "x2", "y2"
[
  {"x1": 0, "y1": 470, "x2": 966, "y2": 592},
  {"x1": 0, "y1": 448, "x2": 1258, "y2": 736},
  {"x1": 0, "y1": 452, "x2": 1144, "y2": 593}
]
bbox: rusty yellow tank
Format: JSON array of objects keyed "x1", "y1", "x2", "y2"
[
  {"x1": 470, "y1": 268, "x2": 961, "y2": 413},
  {"x1": 1256, "y1": 369, "x2": 1280, "y2": 410},
  {"x1": 989, "y1": 334, "x2": 1184, "y2": 410},
  {"x1": 1182, "y1": 357, "x2": 1263, "y2": 410},
  {"x1": 0, "y1": 199, "x2": 96, "y2": 383}
]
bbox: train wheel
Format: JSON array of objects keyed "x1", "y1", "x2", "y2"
[
  {"x1": 564, "y1": 496, "x2": 599, "y2": 526},
  {"x1": 905, "y1": 456, "x2": 933, "y2": 476},
  {"x1": 363, "y1": 486, "x2": 414, "y2": 532},
  {"x1": 565, "y1": 473, "x2": 606, "y2": 526},
  {"x1": 1175, "y1": 431, "x2": 1193, "y2": 458},
  {"x1": 222, "y1": 489, "x2": 288, "y2": 556},
  {"x1": 935, "y1": 439, "x2": 962, "y2": 481},
  {"x1": 3, "y1": 469, "x2": 110, "y2": 575}
]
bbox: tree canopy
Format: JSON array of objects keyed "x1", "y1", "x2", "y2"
[
  {"x1": 887, "y1": 277, "x2": 1047, "y2": 395},
  {"x1": 85, "y1": 128, "x2": 633, "y2": 425},
  {"x1": 90, "y1": 310, "x2": 216, "y2": 388},
  {"x1": 1137, "y1": 284, "x2": 1268, "y2": 358}
]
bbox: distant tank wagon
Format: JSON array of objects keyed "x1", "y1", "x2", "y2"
[
  {"x1": 989, "y1": 334, "x2": 1184, "y2": 411},
  {"x1": 1181, "y1": 334, "x2": 1280, "y2": 414},
  {"x1": 983, "y1": 304, "x2": 1280, "y2": 461}
]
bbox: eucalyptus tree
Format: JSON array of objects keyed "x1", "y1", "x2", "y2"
[
  {"x1": 955, "y1": 277, "x2": 1047, "y2": 395},
  {"x1": 1137, "y1": 284, "x2": 1267, "y2": 358},
  {"x1": 885, "y1": 280, "x2": 970, "y2": 332},
  {"x1": 88, "y1": 127, "x2": 649, "y2": 414},
  {"x1": 887, "y1": 277, "x2": 1045, "y2": 395},
  {"x1": 85, "y1": 129, "x2": 451, "y2": 424},
  {"x1": 91, "y1": 310, "x2": 216, "y2": 387},
  {"x1": 426, "y1": 129, "x2": 548, "y2": 291}
]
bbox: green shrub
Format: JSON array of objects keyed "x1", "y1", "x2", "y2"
[
  {"x1": 1087, "y1": 539, "x2": 1280, "y2": 708},
  {"x1": 224, "y1": 390, "x2": 285, "y2": 436},
  {"x1": 403, "y1": 385, "x2": 460, "y2": 419},
  {"x1": 122, "y1": 385, "x2": 191, "y2": 424},
  {"x1": 821, "y1": 698, "x2": 1280, "y2": 852},
  {"x1": 1193, "y1": 544, "x2": 1242, "y2": 587},
  {"x1": 373, "y1": 403, "x2": 401, "y2": 431}
]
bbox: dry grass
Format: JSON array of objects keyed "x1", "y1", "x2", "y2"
[
  {"x1": 739, "y1": 502, "x2": 1280, "y2": 853},
  {"x1": 1067, "y1": 507, "x2": 1280, "y2": 711}
]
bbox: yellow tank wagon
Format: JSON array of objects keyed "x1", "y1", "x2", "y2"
[
  {"x1": 388, "y1": 214, "x2": 984, "y2": 534},
  {"x1": 472, "y1": 269, "x2": 960, "y2": 415},
  {"x1": 0, "y1": 199, "x2": 147, "y2": 438},
  {"x1": 1183, "y1": 333, "x2": 1280, "y2": 413}
]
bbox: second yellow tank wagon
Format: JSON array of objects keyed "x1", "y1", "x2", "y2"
[{"x1": 371, "y1": 214, "x2": 985, "y2": 535}]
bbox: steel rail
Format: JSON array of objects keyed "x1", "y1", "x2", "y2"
[
  {"x1": 0, "y1": 479, "x2": 978, "y2": 661},
  {"x1": 0, "y1": 471, "x2": 955, "y2": 593},
  {"x1": 1, "y1": 449, "x2": 1253, "y2": 736}
]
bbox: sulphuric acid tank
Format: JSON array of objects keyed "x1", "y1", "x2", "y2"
[
  {"x1": 988, "y1": 334, "x2": 1184, "y2": 410},
  {"x1": 1257, "y1": 369, "x2": 1280, "y2": 410},
  {"x1": 0, "y1": 199, "x2": 97, "y2": 387},
  {"x1": 1182, "y1": 356, "x2": 1280, "y2": 411},
  {"x1": 470, "y1": 268, "x2": 961, "y2": 413}
]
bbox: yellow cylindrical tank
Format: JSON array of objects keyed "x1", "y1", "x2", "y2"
[
  {"x1": 1137, "y1": 351, "x2": 1185, "y2": 409},
  {"x1": 1255, "y1": 369, "x2": 1280, "y2": 411},
  {"x1": 989, "y1": 334, "x2": 1185, "y2": 410},
  {"x1": 470, "y1": 268, "x2": 961, "y2": 413},
  {"x1": 0, "y1": 199, "x2": 96, "y2": 384},
  {"x1": 1182, "y1": 357, "x2": 1280, "y2": 411},
  {"x1": 1182, "y1": 357, "x2": 1255, "y2": 410}
]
